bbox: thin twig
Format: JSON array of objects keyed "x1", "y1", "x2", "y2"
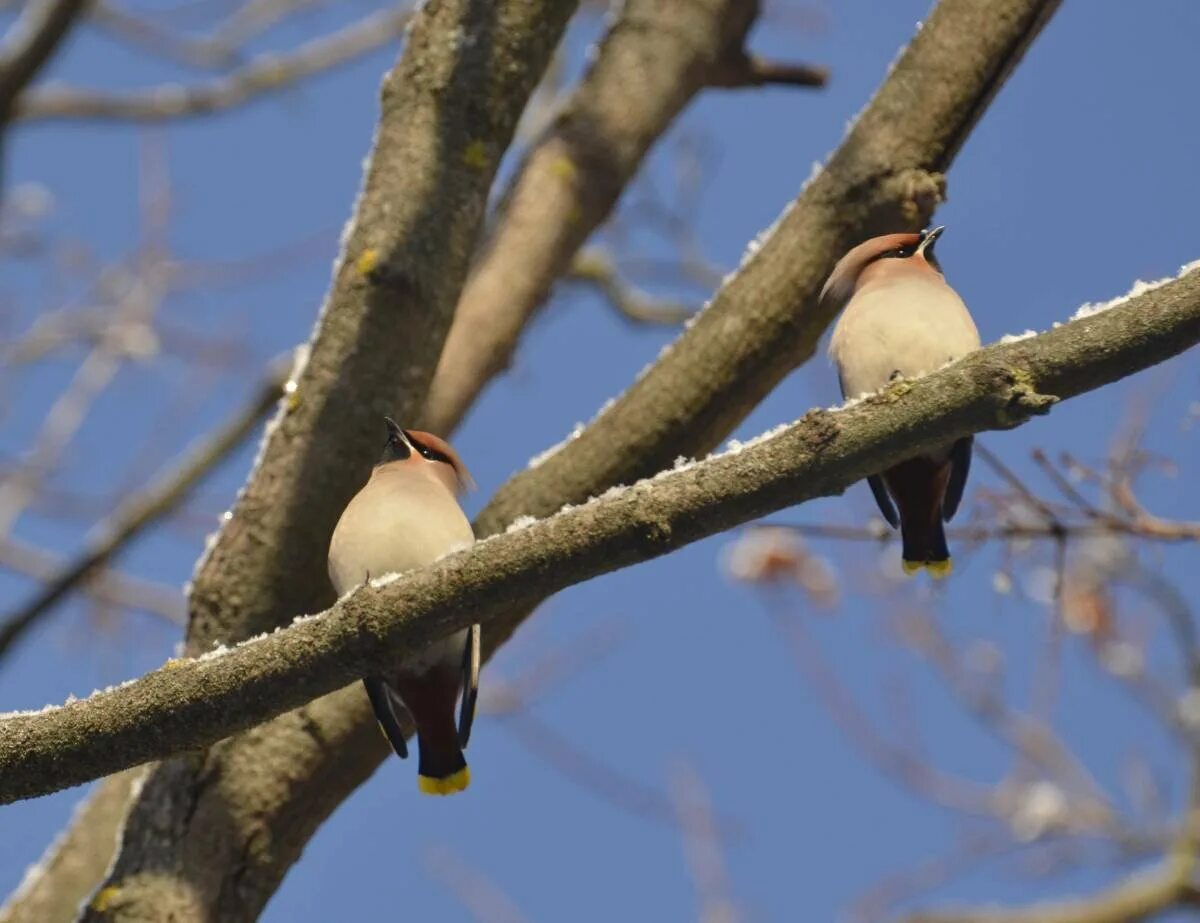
[
  {"x1": 0, "y1": 363, "x2": 286, "y2": 660},
  {"x1": 15, "y1": 7, "x2": 410, "y2": 122}
]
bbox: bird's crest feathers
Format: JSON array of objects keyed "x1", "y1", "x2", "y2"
[{"x1": 819, "y1": 231, "x2": 932, "y2": 312}]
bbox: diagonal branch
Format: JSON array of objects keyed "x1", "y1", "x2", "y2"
[
  {"x1": 475, "y1": 0, "x2": 1064, "y2": 540},
  {"x1": 0, "y1": 0, "x2": 88, "y2": 115},
  {"x1": 2, "y1": 0, "x2": 1063, "y2": 914},
  {"x1": 44, "y1": 1, "x2": 581, "y2": 920},
  {"x1": 0, "y1": 365, "x2": 285, "y2": 661},
  {"x1": 422, "y1": 0, "x2": 789, "y2": 434},
  {"x1": 903, "y1": 859, "x2": 1198, "y2": 923},
  {"x1": 3, "y1": 261, "x2": 1198, "y2": 805}
]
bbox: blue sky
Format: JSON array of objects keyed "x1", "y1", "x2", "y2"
[{"x1": 2, "y1": 0, "x2": 1199, "y2": 920}]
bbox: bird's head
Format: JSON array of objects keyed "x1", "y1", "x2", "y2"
[
  {"x1": 819, "y1": 226, "x2": 945, "y2": 312},
  {"x1": 379, "y1": 418, "x2": 475, "y2": 493}
]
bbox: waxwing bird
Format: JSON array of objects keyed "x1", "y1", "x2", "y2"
[
  {"x1": 328, "y1": 418, "x2": 481, "y2": 795},
  {"x1": 823, "y1": 227, "x2": 981, "y2": 577}
]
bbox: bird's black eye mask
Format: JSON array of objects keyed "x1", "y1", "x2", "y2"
[{"x1": 404, "y1": 429, "x2": 453, "y2": 466}]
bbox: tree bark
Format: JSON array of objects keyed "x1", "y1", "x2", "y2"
[{"x1": 5, "y1": 260, "x2": 1200, "y2": 803}]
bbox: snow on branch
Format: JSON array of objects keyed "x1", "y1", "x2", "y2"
[{"x1": 1, "y1": 260, "x2": 1198, "y2": 805}]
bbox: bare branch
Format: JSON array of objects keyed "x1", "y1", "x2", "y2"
[
  {"x1": 62, "y1": 0, "x2": 581, "y2": 918},
  {"x1": 10, "y1": 0, "x2": 1067, "y2": 911},
  {"x1": 0, "y1": 535, "x2": 184, "y2": 626},
  {"x1": 0, "y1": 770, "x2": 143, "y2": 923},
  {"x1": 707, "y1": 52, "x2": 828, "y2": 89},
  {"x1": 0, "y1": 363, "x2": 285, "y2": 660},
  {"x1": 3, "y1": 262, "x2": 1198, "y2": 804},
  {"x1": 0, "y1": 0, "x2": 88, "y2": 115},
  {"x1": 903, "y1": 857, "x2": 1197, "y2": 923},
  {"x1": 567, "y1": 248, "x2": 695, "y2": 325},
  {"x1": 476, "y1": 0, "x2": 1065, "y2": 545},
  {"x1": 423, "y1": 0, "x2": 770, "y2": 433},
  {"x1": 15, "y1": 8, "x2": 411, "y2": 122}
]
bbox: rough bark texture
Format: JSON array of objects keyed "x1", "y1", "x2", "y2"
[
  {"x1": 186, "y1": 0, "x2": 576, "y2": 653},
  {"x1": 422, "y1": 0, "x2": 765, "y2": 434},
  {"x1": 32, "y1": 1, "x2": 580, "y2": 920},
  {"x1": 477, "y1": 0, "x2": 1063, "y2": 538},
  {"x1": 5, "y1": 261, "x2": 1200, "y2": 802},
  {"x1": 1, "y1": 0, "x2": 1060, "y2": 918},
  {"x1": 0, "y1": 771, "x2": 143, "y2": 923}
]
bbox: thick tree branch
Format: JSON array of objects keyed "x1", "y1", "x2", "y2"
[
  {"x1": 0, "y1": 771, "x2": 144, "y2": 923},
  {"x1": 422, "y1": 0, "x2": 775, "y2": 434},
  {"x1": 4, "y1": 0, "x2": 1060, "y2": 912},
  {"x1": 476, "y1": 0, "x2": 1064, "y2": 541},
  {"x1": 39, "y1": 1, "x2": 580, "y2": 920},
  {"x1": 6, "y1": 0, "x2": 1059, "y2": 913},
  {"x1": 3, "y1": 262, "x2": 1198, "y2": 805}
]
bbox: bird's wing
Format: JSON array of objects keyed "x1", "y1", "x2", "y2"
[
  {"x1": 942, "y1": 436, "x2": 973, "y2": 521},
  {"x1": 457, "y1": 623, "x2": 481, "y2": 748},
  {"x1": 868, "y1": 474, "x2": 900, "y2": 529},
  {"x1": 836, "y1": 368, "x2": 900, "y2": 529},
  {"x1": 363, "y1": 677, "x2": 409, "y2": 759}
]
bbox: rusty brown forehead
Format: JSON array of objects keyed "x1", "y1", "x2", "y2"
[
  {"x1": 850, "y1": 232, "x2": 924, "y2": 260},
  {"x1": 403, "y1": 429, "x2": 474, "y2": 489},
  {"x1": 821, "y1": 232, "x2": 927, "y2": 310}
]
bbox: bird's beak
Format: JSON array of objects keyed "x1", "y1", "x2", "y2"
[
  {"x1": 383, "y1": 417, "x2": 414, "y2": 450},
  {"x1": 917, "y1": 225, "x2": 944, "y2": 257}
]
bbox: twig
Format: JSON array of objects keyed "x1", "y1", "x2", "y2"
[
  {"x1": 707, "y1": 52, "x2": 828, "y2": 89},
  {"x1": 568, "y1": 248, "x2": 694, "y2": 325},
  {"x1": 0, "y1": 363, "x2": 286, "y2": 659},
  {"x1": 0, "y1": 535, "x2": 184, "y2": 625},
  {"x1": 15, "y1": 7, "x2": 411, "y2": 122}
]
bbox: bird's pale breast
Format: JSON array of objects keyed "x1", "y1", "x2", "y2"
[{"x1": 829, "y1": 275, "x2": 980, "y2": 400}]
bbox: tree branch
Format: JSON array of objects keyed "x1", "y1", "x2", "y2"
[
  {"x1": 3, "y1": 261, "x2": 1198, "y2": 805},
  {"x1": 903, "y1": 857, "x2": 1196, "y2": 923},
  {"x1": 0, "y1": 0, "x2": 88, "y2": 115},
  {"x1": 0, "y1": 771, "x2": 144, "y2": 923},
  {"x1": 475, "y1": 0, "x2": 1064, "y2": 541},
  {"x1": 422, "y1": 0, "x2": 773, "y2": 434},
  {"x1": 38, "y1": 1, "x2": 580, "y2": 919},
  {"x1": 0, "y1": 365, "x2": 285, "y2": 660},
  {"x1": 14, "y1": 7, "x2": 410, "y2": 122},
  {"x1": 7, "y1": 0, "x2": 1061, "y2": 913}
]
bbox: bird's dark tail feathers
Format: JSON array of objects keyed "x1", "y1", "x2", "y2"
[
  {"x1": 884, "y1": 457, "x2": 953, "y2": 580},
  {"x1": 390, "y1": 669, "x2": 470, "y2": 796}
]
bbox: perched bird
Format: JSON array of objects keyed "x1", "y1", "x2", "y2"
[
  {"x1": 823, "y1": 226, "x2": 981, "y2": 577},
  {"x1": 328, "y1": 418, "x2": 480, "y2": 795}
]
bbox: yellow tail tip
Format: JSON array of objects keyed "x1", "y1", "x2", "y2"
[
  {"x1": 901, "y1": 558, "x2": 953, "y2": 579},
  {"x1": 418, "y1": 766, "x2": 470, "y2": 796}
]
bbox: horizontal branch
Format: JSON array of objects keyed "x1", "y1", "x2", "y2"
[
  {"x1": 2, "y1": 260, "x2": 1197, "y2": 804},
  {"x1": 14, "y1": 7, "x2": 410, "y2": 122}
]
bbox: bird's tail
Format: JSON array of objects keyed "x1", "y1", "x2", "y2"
[
  {"x1": 900, "y1": 515, "x2": 952, "y2": 579},
  {"x1": 415, "y1": 732, "x2": 470, "y2": 796},
  {"x1": 390, "y1": 670, "x2": 471, "y2": 796},
  {"x1": 885, "y1": 457, "x2": 953, "y2": 579}
]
